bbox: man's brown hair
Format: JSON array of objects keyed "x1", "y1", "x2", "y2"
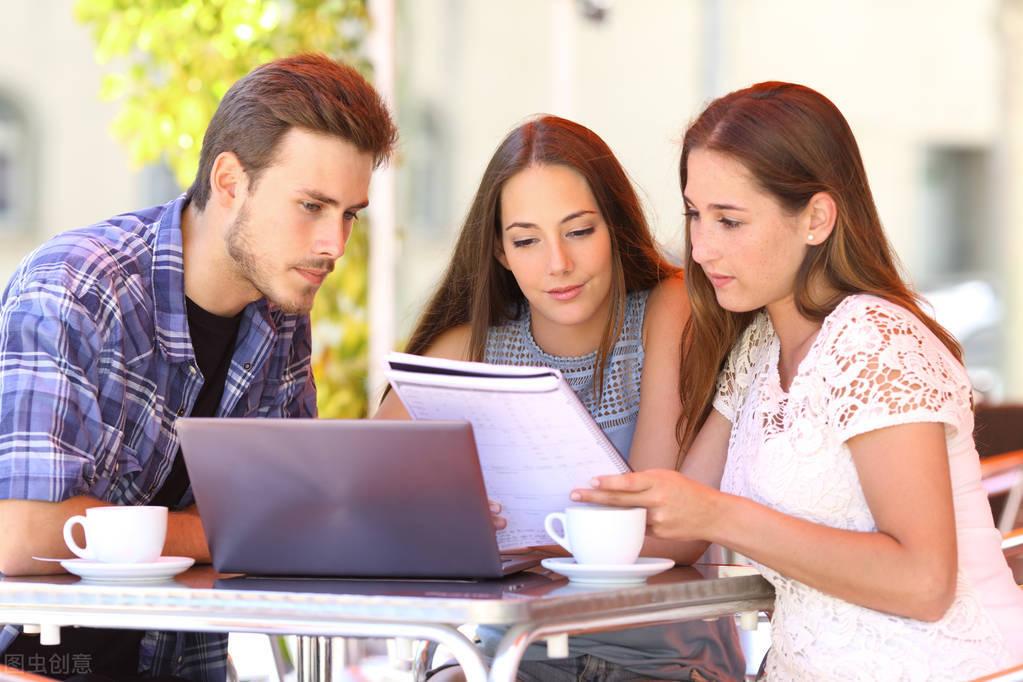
[{"x1": 186, "y1": 53, "x2": 397, "y2": 210}]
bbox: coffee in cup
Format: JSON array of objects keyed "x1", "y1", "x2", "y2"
[
  {"x1": 63, "y1": 506, "x2": 168, "y2": 563},
  {"x1": 544, "y1": 505, "x2": 646, "y2": 565}
]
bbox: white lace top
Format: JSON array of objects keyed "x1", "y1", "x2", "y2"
[{"x1": 714, "y1": 294, "x2": 1023, "y2": 681}]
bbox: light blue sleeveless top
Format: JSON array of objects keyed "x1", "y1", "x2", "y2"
[{"x1": 483, "y1": 290, "x2": 648, "y2": 459}]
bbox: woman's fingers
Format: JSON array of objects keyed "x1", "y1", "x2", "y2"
[
  {"x1": 488, "y1": 499, "x2": 506, "y2": 530},
  {"x1": 571, "y1": 487, "x2": 645, "y2": 507},
  {"x1": 569, "y1": 471, "x2": 662, "y2": 505},
  {"x1": 592, "y1": 472, "x2": 654, "y2": 492}
]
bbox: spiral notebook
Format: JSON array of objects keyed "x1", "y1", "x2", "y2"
[{"x1": 385, "y1": 352, "x2": 631, "y2": 550}]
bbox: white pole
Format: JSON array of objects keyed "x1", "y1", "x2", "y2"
[{"x1": 367, "y1": 0, "x2": 397, "y2": 411}]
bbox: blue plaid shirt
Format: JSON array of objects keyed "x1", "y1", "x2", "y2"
[{"x1": 0, "y1": 195, "x2": 317, "y2": 681}]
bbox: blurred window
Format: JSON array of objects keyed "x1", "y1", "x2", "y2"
[
  {"x1": 0, "y1": 123, "x2": 22, "y2": 231},
  {"x1": 0, "y1": 152, "x2": 9, "y2": 213},
  {"x1": 403, "y1": 104, "x2": 450, "y2": 234},
  {"x1": 920, "y1": 146, "x2": 1001, "y2": 398},
  {"x1": 0, "y1": 96, "x2": 29, "y2": 235},
  {"x1": 921, "y1": 146, "x2": 992, "y2": 278}
]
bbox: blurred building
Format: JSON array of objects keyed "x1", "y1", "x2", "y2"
[
  {"x1": 394, "y1": 0, "x2": 1009, "y2": 397},
  {"x1": 1, "y1": 0, "x2": 1018, "y2": 398},
  {"x1": 0, "y1": 3, "x2": 175, "y2": 281}
]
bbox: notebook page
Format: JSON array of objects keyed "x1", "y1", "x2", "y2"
[{"x1": 390, "y1": 378, "x2": 628, "y2": 550}]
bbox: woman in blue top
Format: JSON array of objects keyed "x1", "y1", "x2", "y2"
[{"x1": 377, "y1": 115, "x2": 743, "y2": 681}]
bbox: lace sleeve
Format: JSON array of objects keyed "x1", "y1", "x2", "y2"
[
  {"x1": 823, "y1": 297, "x2": 968, "y2": 445},
  {"x1": 713, "y1": 315, "x2": 769, "y2": 423}
]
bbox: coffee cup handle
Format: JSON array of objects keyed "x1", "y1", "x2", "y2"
[
  {"x1": 62, "y1": 515, "x2": 93, "y2": 560},
  {"x1": 543, "y1": 512, "x2": 572, "y2": 553}
]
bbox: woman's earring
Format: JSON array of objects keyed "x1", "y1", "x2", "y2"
[{"x1": 807, "y1": 233, "x2": 815, "y2": 241}]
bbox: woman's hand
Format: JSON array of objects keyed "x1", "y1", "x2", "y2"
[
  {"x1": 571, "y1": 469, "x2": 722, "y2": 542},
  {"x1": 489, "y1": 499, "x2": 507, "y2": 531}
]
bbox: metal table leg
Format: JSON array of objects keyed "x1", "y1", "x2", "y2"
[
  {"x1": 488, "y1": 623, "x2": 536, "y2": 682},
  {"x1": 411, "y1": 639, "x2": 434, "y2": 682},
  {"x1": 296, "y1": 636, "x2": 322, "y2": 682},
  {"x1": 317, "y1": 637, "x2": 331, "y2": 682},
  {"x1": 292, "y1": 626, "x2": 485, "y2": 682}
]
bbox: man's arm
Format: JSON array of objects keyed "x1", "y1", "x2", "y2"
[
  {"x1": 0, "y1": 497, "x2": 107, "y2": 575},
  {"x1": 0, "y1": 277, "x2": 215, "y2": 576},
  {"x1": 0, "y1": 284, "x2": 107, "y2": 576},
  {"x1": 0, "y1": 498, "x2": 211, "y2": 576},
  {"x1": 168, "y1": 504, "x2": 212, "y2": 564}
]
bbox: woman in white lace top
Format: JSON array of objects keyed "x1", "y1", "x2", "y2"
[{"x1": 574, "y1": 82, "x2": 1023, "y2": 680}]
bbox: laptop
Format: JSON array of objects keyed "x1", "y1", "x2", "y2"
[
  {"x1": 214, "y1": 569, "x2": 558, "y2": 599},
  {"x1": 176, "y1": 418, "x2": 541, "y2": 579}
]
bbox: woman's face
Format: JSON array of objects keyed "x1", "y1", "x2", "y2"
[
  {"x1": 497, "y1": 164, "x2": 614, "y2": 356},
  {"x1": 683, "y1": 148, "x2": 811, "y2": 316}
]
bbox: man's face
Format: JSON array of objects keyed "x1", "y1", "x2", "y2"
[{"x1": 225, "y1": 127, "x2": 373, "y2": 314}]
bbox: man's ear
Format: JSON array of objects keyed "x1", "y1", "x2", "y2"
[
  {"x1": 805, "y1": 191, "x2": 837, "y2": 245},
  {"x1": 209, "y1": 152, "x2": 247, "y2": 208}
]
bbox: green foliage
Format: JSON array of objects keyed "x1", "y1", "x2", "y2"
[
  {"x1": 75, "y1": 0, "x2": 375, "y2": 417},
  {"x1": 310, "y1": 225, "x2": 369, "y2": 418}
]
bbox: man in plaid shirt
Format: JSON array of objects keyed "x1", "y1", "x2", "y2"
[{"x1": 0, "y1": 53, "x2": 396, "y2": 682}]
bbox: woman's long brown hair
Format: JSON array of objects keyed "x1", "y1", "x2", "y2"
[
  {"x1": 676, "y1": 82, "x2": 963, "y2": 449},
  {"x1": 405, "y1": 115, "x2": 679, "y2": 402}
]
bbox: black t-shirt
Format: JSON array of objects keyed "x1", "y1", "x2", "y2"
[
  {"x1": 6, "y1": 298, "x2": 242, "y2": 680},
  {"x1": 150, "y1": 297, "x2": 243, "y2": 507}
]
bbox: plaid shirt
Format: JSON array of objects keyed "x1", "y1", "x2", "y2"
[{"x1": 0, "y1": 195, "x2": 317, "y2": 682}]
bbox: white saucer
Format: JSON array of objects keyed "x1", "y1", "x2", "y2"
[
  {"x1": 60, "y1": 556, "x2": 195, "y2": 583},
  {"x1": 541, "y1": 557, "x2": 675, "y2": 585}
]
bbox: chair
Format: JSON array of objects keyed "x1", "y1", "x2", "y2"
[
  {"x1": 974, "y1": 403, "x2": 1023, "y2": 459},
  {"x1": 1003, "y1": 528, "x2": 1023, "y2": 586},
  {"x1": 971, "y1": 664, "x2": 1023, "y2": 682},
  {"x1": 981, "y1": 450, "x2": 1023, "y2": 535},
  {"x1": 975, "y1": 403, "x2": 1023, "y2": 535}
]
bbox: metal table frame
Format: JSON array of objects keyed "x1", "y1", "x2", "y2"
[{"x1": 0, "y1": 566, "x2": 774, "y2": 682}]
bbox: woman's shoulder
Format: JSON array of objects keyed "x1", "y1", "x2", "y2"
[
  {"x1": 816, "y1": 294, "x2": 972, "y2": 437},
  {"x1": 822, "y1": 293, "x2": 946, "y2": 356},
  {"x1": 640, "y1": 273, "x2": 688, "y2": 346},
  {"x1": 818, "y1": 293, "x2": 968, "y2": 388},
  {"x1": 644, "y1": 272, "x2": 686, "y2": 307},
  {"x1": 830, "y1": 293, "x2": 912, "y2": 322},
  {"x1": 423, "y1": 323, "x2": 473, "y2": 361}
]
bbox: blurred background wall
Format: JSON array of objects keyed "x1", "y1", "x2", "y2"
[{"x1": 0, "y1": 0, "x2": 1016, "y2": 401}]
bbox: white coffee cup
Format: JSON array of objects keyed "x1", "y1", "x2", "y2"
[
  {"x1": 63, "y1": 506, "x2": 168, "y2": 563},
  {"x1": 544, "y1": 505, "x2": 646, "y2": 565}
]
